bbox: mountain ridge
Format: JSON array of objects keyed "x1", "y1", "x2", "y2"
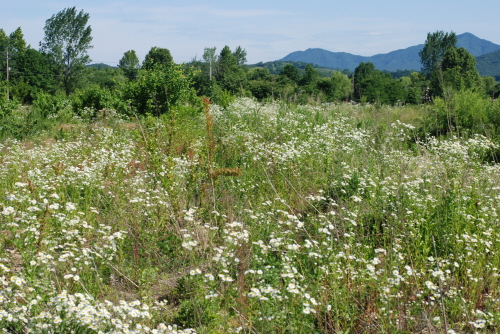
[{"x1": 278, "y1": 33, "x2": 500, "y2": 73}]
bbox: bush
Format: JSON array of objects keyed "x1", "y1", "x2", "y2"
[
  {"x1": 71, "y1": 85, "x2": 125, "y2": 120},
  {"x1": 121, "y1": 63, "x2": 195, "y2": 116},
  {"x1": 424, "y1": 90, "x2": 490, "y2": 137}
]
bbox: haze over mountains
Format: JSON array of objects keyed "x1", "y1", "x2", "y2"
[{"x1": 279, "y1": 33, "x2": 500, "y2": 74}]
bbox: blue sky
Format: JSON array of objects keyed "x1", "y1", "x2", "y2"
[{"x1": 1, "y1": 0, "x2": 499, "y2": 66}]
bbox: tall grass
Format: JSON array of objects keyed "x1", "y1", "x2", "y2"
[{"x1": 1, "y1": 97, "x2": 500, "y2": 333}]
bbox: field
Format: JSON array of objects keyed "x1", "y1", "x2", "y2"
[{"x1": 1, "y1": 97, "x2": 500, "y2": 333}]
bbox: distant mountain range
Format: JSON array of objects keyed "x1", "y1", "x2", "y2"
[{"x1": 278, "y1": 33, "x2": 500, "y2": 75}]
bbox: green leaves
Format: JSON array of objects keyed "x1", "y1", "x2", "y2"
[
  {"x1": 118, "y1": 50, "x2": 140, "y2": 80},
  {"x1": 40, "y1": 7, "x2": 93, "y2": 95},
  {"x1": 142, "y1": 47, "x2": 173, "y2": 71},
  {"x1": 122, "y1": 63, "x2": 194, "y2": 116},
  {"x1": 419, "y1": 31, "x2": 457, "y2": 77}
]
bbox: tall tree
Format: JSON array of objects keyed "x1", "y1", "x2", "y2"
[
  {"x1": 40, "y1": 7, "x2": 93, "y2": 95},
  {"x1": 203, "y1": 47, "x2": 217, "y2": 80},
  {"x1": 143, "y1": 47, "x2": 173, "y2": 70},
  {"x1": 216, "y1": 46, "x2": 245, "y2": 93},
  {"x1": 118, "y1": 50, "x2": 140, "y2": 80},
  {"x1": 419, "y1": 31, "x2": 457, "y2": 79},
  {"x1": 0, "y1": 27, "x2": 28, "y2": 99},
  {"x1": 233, "y1": 46, "x2": 247, "y2": 66},
  {"x1": 353, "y1": 62, "x2": 376, "y2": 100}
]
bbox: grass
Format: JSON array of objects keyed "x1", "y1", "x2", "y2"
[{"x1": 1, "y1": 97, "x2": 500, "y2": 333}]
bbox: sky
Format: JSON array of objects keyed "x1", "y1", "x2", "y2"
[{"x1": 1, "y1": 0, "x2": 499, "y2": 66}]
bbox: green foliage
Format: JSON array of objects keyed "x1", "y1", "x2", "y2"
[
  {"x1": 0, "y1": 95, "x2": 20, "y2": 118},
  {"x1": 233, "y1": 46, "x2": 247, "y2": 65},
  {"x1": 279, "y1": 63, "x2": 301, "y2": 84},
  {"x1": 119, "y1": 50, "x2": 141, "y2": 80},
  {"x1": 354, "y1": 62, "x2": 406, "y2": 104},
  {"x1": 299, "y1": 64, "x2": 320, "y2": 87},
  {"x1": 71, "y1": 85, "x2": 124, "y2": 119},
  {"x1": 0, "y1": 91, "x2": 74, "y2": 140},
  {"x1": 80, "y1": 66, "x2": 127, "y2": 90},
  {"x1": 122, "y1": 63, "x2": 194, "y2": 116},
  {"x1": 419, "y1": 30, "x2": 457, "y2": 78},
  {"x1": 482, "y1": 76, "x2": 496, "y2": 98},
  {"x1": 14, "y1": 48, "x2": 58, "y2": 101},
  {"x1": 31, "y1": 90, "x2": 71, "y2": 118},
  {"x1": 216, "y1": 46, "x2": 247, "y2": 93},
  {"x1": 476, "y1": 49, "x2": 500, "y2": 77},
  {"x1": 424, "y1": 90, "x2": 491, "y2": 137},
  {"x1": 441, "y1": 47, "x2": 481, "y2": 92},
  {"x1": 330, "y1": 71, "x2": 352, "y2": 101},
  {"x1": 143, "y1": 47, "x2": 173, "y2": 70},
  {"x1": 40, "y1": 7, "x2": 93, "y2": 95}
]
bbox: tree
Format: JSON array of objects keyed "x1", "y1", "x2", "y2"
[
  {"x1": 299, "y1": 64, "x2": 319, "y2": 87},
  {"x1": 203, "y1": 47, "x2": 217, "y2": 80},
  {"x1": 216, "y1": 46, "x2": 245, "y2": 93},
  {"x1": 482, "y1": 76, "x2": 496, "y2": 99},
  {"x1": 118, "y1": 50, "x2": 140, "y2": 80},
  {"x1": 353, "y1": 62, "x2": 376, "y2": 100},
  {"x1": 40, "y1": 7, "x2": 93, "y2": 95},
  {"x1": 330, "y1": 71, "x2": 352, "y2": 101},
  {"x1": 279, "y1": 64, "x2": 301, "y2": 84},
  {"x1": 419, "y1": 31, "x2": 457, "y2": 79},
  {"x1": 353, "y1": 62, "x2": 406, "y2": 104},
  {"x1": 233, "y1": 46, "x2": 247, "y2": 66},
  {"x1": 122, "y1": 63, "x2": 193, "y2": 116},
  {"x1": 441, "y1": 47, "x2": 481, "y2": 92},
  {"x1": 143, "y1": 47, "x2": 173, "y2": 70},
  {"x1": 15, "y1": 48, "x2": 58, "y2": 101},
  {"x1": 0, "y1": 27, "x2": 28, "y2": 99}
]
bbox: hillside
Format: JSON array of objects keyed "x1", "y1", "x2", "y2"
[
  {"x1": 279, "y1": 33, "x2": 500, "y2": 72},
  {"x1": 476, "y1": 49, "x2": 500, "y2": 79}
]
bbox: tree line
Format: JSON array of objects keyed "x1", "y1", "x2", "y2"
[{"x1": 1, "y1": 7, "x2": 499, "y2": 118}]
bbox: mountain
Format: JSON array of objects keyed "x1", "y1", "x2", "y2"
[
  {"x1": 476, "y1": 49, "x2": 500, "y2": 79},
  {"x1": 279, "y1": 33, "x2": 500, "y2": 72}
]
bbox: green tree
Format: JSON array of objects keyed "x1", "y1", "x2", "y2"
[
  {"x1": 40, "y1": 7, "x2": 93, "y2": 95},
  {"x1": 482, "y1": 76, "x2": 496, "y2": 99},
  {"x1": 216, "y1": 46, "x2": 246, "y2": 93},
  {"x1": 119, "y1": 50, "x2": 140, "y2": 80},
  {"x1": 354, "y1": 62, "x2": 406, "y2": 104},
  {"x1": 123, "y1": 63, "x2": 193, "y2": 116},
  {"x1": 203, "y1": 47, "x2": 217, "y2": 80},
  {"x1": 330, "y1": 71, "x2": 352, "y2": 101},
  {"x1": 143, "y1": 47, "x2": 173, "y2": 70},
  {"x1": 299, "y1": 64, "x2": 320, "y2": 87},
  {"x1": 233, "y1": 46, "x2": 247, "y2": 66},
  {"x1": 403, "y1": 72, "x2": 428, "y2": 104},
  {"x1": 0, "y1": 27, "x2": 28, "y2": 99},
  {"x1": 441, "y1": 47, "x2": 481, "y2": 92},
  {"x1": 247, "y1": 68, "x2": 274, "y2": 100},
  {"x1": 419, "y1": 31, "x2": 457, "y2": 78},
  {"x1": 353, "y1": 62, "x2": 376, "y2": 100},
  {"x1": 0, "y1": 27, "x2": 27, "y2": 56},
  {"x1": 279, "y1": 64, "x2": 301, "y2": 84},
  {"x1": 14, "y1": 48, "x2": 58, "y2": 102}
]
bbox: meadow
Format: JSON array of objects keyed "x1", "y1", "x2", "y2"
[{"x1": 1, "y1": 96, "x2": 500, "y2": 333}]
